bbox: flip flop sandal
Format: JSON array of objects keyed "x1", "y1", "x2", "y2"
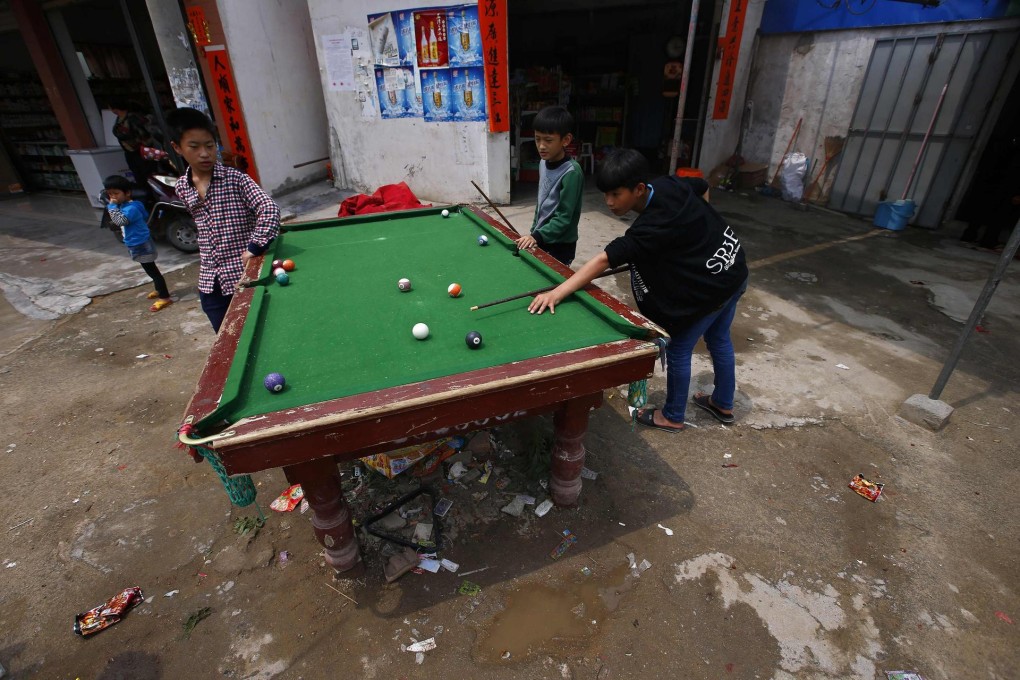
[
  {"x1": 635, "y1": 408, "x2": 686, "y2": 433},
  {"x1": 692, "y1": 394, "x2": 735, "y2": 424},
  {"x1": 149, "y1": 298, "x2": 174, "y2": 312},
  {"x1": 147, "y1": 291, "x2": 161, "y2": 299}
]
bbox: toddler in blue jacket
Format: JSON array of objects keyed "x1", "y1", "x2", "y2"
[{"x1": 103, "y1": 175, "x2": 173, "y2": 312}]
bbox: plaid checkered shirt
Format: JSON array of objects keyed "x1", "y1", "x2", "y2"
[{"x1": 176, "y1": 163, "x2": 280, "y2": 295}]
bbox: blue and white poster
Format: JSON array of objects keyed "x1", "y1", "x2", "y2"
[
  {"x1": 405, "y1": 68, "x2": 424, "y2": 118},
  {"x1": 391, "y1": 10, "x2": 418, "y2": 66},
  {"x1": 446, "y1": 5, "x2": 482, "y2": 67},
  {"x1": 421, "y1": 68, "x2": 453, "y2": 122},
  {"x1": 367, "y1": 10, "x2": 423, "y2": 66},
  {"x1": 450, "y1": 67, "x2": 486, "y2": 122},
  {"x1": 375, "y1": 67, "x2": 419, "y2": 119}
]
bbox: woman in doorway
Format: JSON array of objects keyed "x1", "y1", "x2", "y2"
[{"x1": 108, "y1": 98, "x2": 163, "y2": 189}]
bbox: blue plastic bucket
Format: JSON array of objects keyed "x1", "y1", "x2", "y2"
[{"x1": 874, "y1": 199, "x2": 915, "y2": 231}]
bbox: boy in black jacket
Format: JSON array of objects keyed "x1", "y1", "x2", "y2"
[{"x1": 528, "y1": 149, "x2": 748, "y2": 432}]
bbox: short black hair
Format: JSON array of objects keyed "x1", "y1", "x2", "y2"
[
  {"x1": 532, "y1": 106, "x2": 574, "y2": 137},
  {"x1": 166, "y1": 107, "x2": 217, "y2": 144},
  {"x1": 103, "y1": 174, "x2": 133, "y2": 192},
  {"x1": 596, "y1": 149, "x2": 650, "y2": 192}
]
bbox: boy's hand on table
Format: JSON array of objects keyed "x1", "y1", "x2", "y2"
[
  {"x1": 516, "y1": 234, "x2": 537, "y2": 250},
  {"x1": 241, "y1": 250, "x2": 253, "y2": 266},
  {"x1": 528, "y1": 286, "x2": 567, "y2": 315}
]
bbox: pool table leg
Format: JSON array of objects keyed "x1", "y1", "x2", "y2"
[
  {"x1": 550, "y1": 393, "x2": 601, "y2": 507},
  {"x1": 283, "y1": 458, "x2": 361, "y2": 573}
]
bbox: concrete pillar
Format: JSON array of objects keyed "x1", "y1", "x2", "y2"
[
  {"x1": 144, "y1": 0, "x2": 212, "y2": 117},
  {"x1": 10, "y1": 0, "x2": 95, "y2": 149},
  {"x1": 47, "y1": 10, "x2": 104, "y2": 145}
]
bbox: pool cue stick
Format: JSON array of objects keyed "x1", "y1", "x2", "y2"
[
  {"x1": 471, "y1": 180, "x2": 521, "y2": 257},
  {"x1": 470, "y1": 265, "x2": 631, "y2": 311}
]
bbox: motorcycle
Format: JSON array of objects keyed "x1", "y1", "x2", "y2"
[{"x1": 99, "y1": 172, "x2": 200, "y2": 254}]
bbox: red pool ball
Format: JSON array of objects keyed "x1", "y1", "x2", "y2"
[{"x1": 282, "y1": 259, "x2": 296, "y2": 272}]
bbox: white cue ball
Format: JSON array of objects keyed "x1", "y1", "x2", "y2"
[
  {"x1": 441, "y1": 209, "x2": 450, "y2": 218},
  {"x1": 273, "y1": 267, "x2": 286, "y2": 277},
  {"x1": 412, "y1": 322, "x2": 430, "y2": 340}
]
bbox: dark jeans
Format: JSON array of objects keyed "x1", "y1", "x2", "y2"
[
  {"x1": 544, "y1": 242, "x2": 577, "y2": 267},
  {"x1": 200, "y1": 283, "x2": 232, "y2": 333},
  {"x1": 661, "y1": 282, "x2": 747, "y2": 423},
  {"x1": 140, "y1": 262, "x2": 169, "y2": 299}
]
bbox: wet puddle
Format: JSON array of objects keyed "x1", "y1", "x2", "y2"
[{"x1": 475, "y1": 563, "x2": 633, "y2": 662}]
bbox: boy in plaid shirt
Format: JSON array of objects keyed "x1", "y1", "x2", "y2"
[{"x1": 167, "y1": 108, "x2": 280, "y2": 332}]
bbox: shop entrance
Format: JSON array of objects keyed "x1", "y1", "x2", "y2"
[
  {"x1": 507, "y1": 0, "x2": 718, "y2": 191},
  {"x1": 0, "y1": 0, "x2": 177, "y2": 198}
]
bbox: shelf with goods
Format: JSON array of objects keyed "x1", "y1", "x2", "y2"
[
  {"x1": 569, "y1": 72, "x2": 628, "y2": 153},
  {"x1": 76, "y1": 42, "x2": 175, "y2": 115},
  {"x1": 0, "y1": 72, "x2": 79, "y2": 191},
  {"x1": 511, "y1": 66, "x2": 565, "y2": 182},
  {"x1": 87, "y1": 77, "x2": 176, "y2": 114}
]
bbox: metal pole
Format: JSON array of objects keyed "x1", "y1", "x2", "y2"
[
  {"x1": 119, "y1": 0, "x2": 183, "y2": 172},
  {"x1": 928, "y1": 217, "x2": 1020, "y2": 400},
  {"x1": 692, "y1": 1, "x2": 724, "y2": 166},
  {"x1": 669, "y1": 0, "x2": 701, "y2": 174},
  {"x1": 901, "y1": 82, "x2": 948, "y2": 201}
]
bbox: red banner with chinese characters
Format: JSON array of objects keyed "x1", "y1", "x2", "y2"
[
  {"x1": 712, "y1": 0, "x2": 748, "y2": 120},
  {"x1": 204, "y1": 46, "x2": 259, "y2": 183},
  {"x1": 479, "y1": 0, "x2": 508, "y2": 132}
]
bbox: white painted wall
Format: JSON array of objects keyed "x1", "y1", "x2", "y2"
[
  {"x1": 305, "y1": 0, "x2": 510, "y2": 204},
  {"x1": 697, "y1": 0, "x2": 767, "y2": 173},
  {"x1": 217, "y1": 0, "x2": 329, "y2": 195},
  {"x1": 740, "y1": 18, "x2": 1020, "y2": 203}
]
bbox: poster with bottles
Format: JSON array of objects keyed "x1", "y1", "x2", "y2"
[
  {"x1": 413, "y1": 9, "x2": 449, "y2": 69},
  {"x1": 367, "y1": 10, "x2": 418, "y2": 67},
  {"x1": 420, "y1": 68, "x2": 453, "y2": 122},
  {"x1": 375, "y1": 66, "x2": 419, "y2": 119},
  {"x1": 367, "y1": 12, "x2": 401, "y2": 66},
  {"x1": 447, "y1": 5, "x2": 482, "y2": 67},
  {"x1": 450, "y1": 67, "x2": 486, "y2": 122}
]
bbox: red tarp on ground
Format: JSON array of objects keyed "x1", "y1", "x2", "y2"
[{"x1": 338, "y1": 182, "x2": 431, "y2": 217}]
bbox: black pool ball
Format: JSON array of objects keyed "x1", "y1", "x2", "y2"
[{"x1": 465, "y1": 331, "x2": 482, "y2": 349}]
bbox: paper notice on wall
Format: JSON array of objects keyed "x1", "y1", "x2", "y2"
[
  {"x1": 347, "y1": 27, "x2": 377, "y2": 119},
  {"x1": 322, "y1": 34, "x2": 355, "y2": 91}
]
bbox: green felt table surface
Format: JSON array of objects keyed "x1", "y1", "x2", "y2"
[{"x1": 200, "y1": 206, "x2": 647, "y2": 429}]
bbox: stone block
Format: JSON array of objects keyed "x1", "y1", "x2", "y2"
[{"x1": 898, "y1": 394, "x2": 953, "y2": 431}]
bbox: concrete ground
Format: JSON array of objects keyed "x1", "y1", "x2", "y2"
[
  {"x1": 0, "y1": 180, "x2": 1017, "y2": 679},
  {"x1": 0, "y1": 182, "x2": 347, "y2": 357}
]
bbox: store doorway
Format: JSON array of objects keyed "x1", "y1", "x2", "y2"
[
  {"x1": 0, "y1": 0, "x2": 177, "y2": 197},
  {"x1": 954, "y1": 68, "x2": 1020, "y2": 248},
  {"x1": 507, "y1": 0, "x2": 717, "y2": 196}
]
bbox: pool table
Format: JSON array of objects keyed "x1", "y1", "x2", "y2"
[{"x1": 178, "y1": 205, "x2": 663, "y2": 572}]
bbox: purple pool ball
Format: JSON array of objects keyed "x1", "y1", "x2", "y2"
[{"x1": 264, "y1": 372, "x2": 286, "y2": 393}]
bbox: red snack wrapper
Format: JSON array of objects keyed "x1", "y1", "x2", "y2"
[
  {"x1": 849, "y1": 473, "x2": 883, "y2": 502},
  {"x1": 74, "y1": 586, "x2": 144, "y2": 637},
  {"x1": 270, "y1": 483, "x2": 304, "y2": 512}
]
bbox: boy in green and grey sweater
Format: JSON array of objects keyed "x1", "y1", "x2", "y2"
[{"x1": 516, "y1": 106, "x2": 584, "y2": 266}]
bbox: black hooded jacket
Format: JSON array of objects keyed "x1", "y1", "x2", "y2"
[{"x1": 604, "y1": 175, "x2": 748, "y2": 333}]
